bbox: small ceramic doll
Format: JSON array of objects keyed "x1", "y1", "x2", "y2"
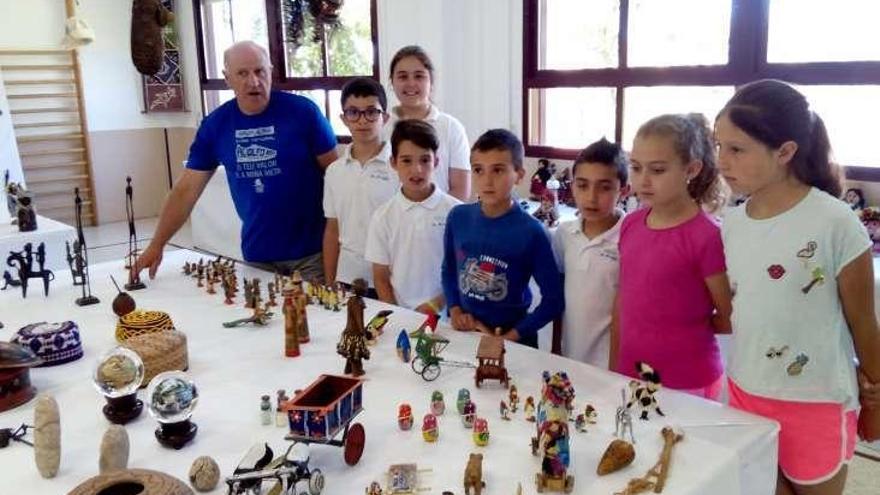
[
  {"x1": 457, "y1": 388, "x2": 471, "y2": 415},
  {"x1": 396, "y1": 330, "x2": 411, "y2": 362},
  {"x1": 462, "y1": 400, "x2": 477, "y2": 428},
  {"x1": 422, "y1": 413, "x2": 439, "y2": 442},
  {"x1": 431, "y1": 390, "x2": 445, "y2": 416},
  {"x1": 574, "y1": 414, "x2": 587, "y2": 433},
  {"x1": 500, "y1": 400, "x2": 510, "y2": 420},
  {"x1": 584, "y1": 404, "x2": 597, "y2": 425},
  {"x1": 365, "y1": 480, "x2": 384, "y2": 495},
  {"x1": 398, "y1": 403, "x2": 414, "y2": 431},
  {"x1": 524, "y1": 396, "x2": 536, "y2": 422},
  {"x1": 473, "y1": 417, "x2": 490, "y2": 446},
  {"x1": 533, "y1": 190, "x2": 560, "y2": 228},
  {"x1": 508, "y1": 384, "x2": 519, "y2": 413}
]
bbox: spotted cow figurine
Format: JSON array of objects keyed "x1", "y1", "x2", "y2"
[{"x1": 626, "y1": 361, "x2": 664, "y2": 420}]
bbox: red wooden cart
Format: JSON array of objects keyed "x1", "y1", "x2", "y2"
[{"x1": 283, "y1": 374, "x2": 366, "y2": 466}]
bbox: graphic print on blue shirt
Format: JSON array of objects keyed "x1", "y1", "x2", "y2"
[
  {"x1": 186, "y1": 91, "x2": 337, "y2": 262},
  {"x1": 458, "y1": 255, "x2": 509, "y2": 302}
]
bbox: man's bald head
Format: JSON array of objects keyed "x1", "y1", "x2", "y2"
[
  {"x1": 223, "y1": 41, "x2": 270, "y2": 70},
  {"x1": 222, "y1": 41, "x2": 273, "y2": 115}
]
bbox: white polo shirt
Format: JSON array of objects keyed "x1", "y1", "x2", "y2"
[
  {"x1": 364, "y1": 186, "x2": 461, "y2": 310},
  {"x1": 723, "y1": 188, "x2": 870, "y2": 408},
  {"x1": 323, "y1": 141, "x2": 399, "y2": 285},
  {"x1": 385, "y1": 105, "x2": 470, "y2": 194},
  {"x1": 551, "y1": 211, "x2": 624, "y2": 368}
]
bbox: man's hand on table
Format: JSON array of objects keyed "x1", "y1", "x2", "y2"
[{"x1": 134, "y1": 242, "x2": 164, "y2": 280}]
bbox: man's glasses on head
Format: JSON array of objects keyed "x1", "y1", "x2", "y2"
[{"x1": 343, "y1": 107, "x2": 384, "y2": 122}]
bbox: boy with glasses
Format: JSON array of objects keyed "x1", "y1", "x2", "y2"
[{"x1": 323, "y1": 77, "x2": 398, "y2": 289}]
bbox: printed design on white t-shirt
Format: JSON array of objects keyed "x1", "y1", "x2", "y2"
[
  {"x1": 796, "y1": 240, "x2": 825, "y2": 295},
  {"x1": 459, "y1": 256, "x2": 509, "y2": 302},
  {"x1": 233, "y1": 125, "x2": 282, "y2": 181}
]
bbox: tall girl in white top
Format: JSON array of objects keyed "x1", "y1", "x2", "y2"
[
  {"x1": 717, "y1": 79, "x2": 880, "y2": 494},
  {"x1": 386, "y1": 45, "x2": 471, "y2": 201}
]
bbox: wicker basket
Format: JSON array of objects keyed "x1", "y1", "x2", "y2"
[
  {"x1": 120, "y1": 330, "x2": 188, "y2": 386},
  {"x1": 115, "y1": 310, "x2": 175, "y2": 342}
]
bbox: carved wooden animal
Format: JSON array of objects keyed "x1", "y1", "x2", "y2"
[{"x1": 463, "y1": 453, "x2": 485, "y2": 495}]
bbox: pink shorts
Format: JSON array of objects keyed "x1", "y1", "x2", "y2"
[{"x1": 728, "y1": 378, "x2": 857, "y2": 485}]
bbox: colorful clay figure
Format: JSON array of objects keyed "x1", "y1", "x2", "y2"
[
  {"x1": 500, "y1": 400, "x2": 510, "y2": 421},
  {"x1": 366, "y1": 481, "x2": 384, "y2": 494},
  {"x1": 396, "y1": 330, "x2": 411, "y2": 363},
  {"x1": 336, "y1": 279, "x2": 370, "y2": 377},
  {"x1": 457, "y1": 388, "x2": 471, "y2": 415},
  {"x1": 524, "y1": 396, "x2": 536, "y2": 422},
  {"x1": 365, "y1": 310, "x2": 394, "y2": 341},
  {"x1": 462, "y1": 400, "x2": 477, "y2": 428},
  {"x1": 398, "y1": 403, "x2": 413, "y2": 431},
  {"x1": 507, "y1": 383, "x2": 519, "y2": 413},
  {"x1": 532, "y1": 371, "x2": 575, "y2": 493},
  {"x1": 472, "y1": 417, "x2": 489, "y2": 446},
  {"x1": 422, "y1": 413, "x2": 439, "y2": 442},
  {"x1": 431, "y1": 390, "x2": 445, "y2": 416}
]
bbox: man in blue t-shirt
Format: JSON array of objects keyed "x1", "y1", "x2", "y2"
[{"x1": 134, "y1": 41, "x2": 338, "y2": 280}]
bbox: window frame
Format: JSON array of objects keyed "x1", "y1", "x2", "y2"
[
  {"x1": 522, "y1": 0, "x2": 880, "y2": 179},
  {"x1": 192, "y1": 0, "x2": 380, "y2": 139}
]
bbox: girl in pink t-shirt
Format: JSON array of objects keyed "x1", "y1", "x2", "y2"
[{"x1": 613, "y1": 113, "x2": 732, "y2": 400}]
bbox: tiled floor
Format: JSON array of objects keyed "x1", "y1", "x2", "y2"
[{"x1": 78, "y1": 217, "x2": 880, "y2": 494}]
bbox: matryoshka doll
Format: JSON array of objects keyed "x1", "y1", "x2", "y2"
[
  {"x1": 431, "y1": 390, "x2": 445, "y2": 415},
  {"x1": 461, "y1": 400, "x2": 477, "y2": 428},
  {"x1": 422, "y1": 413, "x2": 439, "y2": 442},
  {"x1": 473, "y1": 417, "x2": 490, "y2": 446},
  {"x1": 398, "y1": 403, "x2": 413, "y2": 431},
  {"x1": 456, "y1": 388, "x2": 470, "y2": 415}
]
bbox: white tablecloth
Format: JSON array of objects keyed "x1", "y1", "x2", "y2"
[
  {"x1": 0, "y1": 215, "x2": 76, "y2": 273},
  {"x1": 0, "y1": 250, "x2": 779, "y2": 495}
]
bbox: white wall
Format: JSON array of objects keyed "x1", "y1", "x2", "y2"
[{"x1": 0, "y1": 0, "x2": 203, "y2": 131}]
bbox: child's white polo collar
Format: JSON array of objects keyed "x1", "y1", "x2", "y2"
[
  {"x1": 397, "y1": 185, "x2": 443, "y2": 211},
  {"x1": 342, "y1": 140, "x2": 391, "y2": 167},
  {"x1": 565, "y1": 209, "x2": 625, "y2": 246}
]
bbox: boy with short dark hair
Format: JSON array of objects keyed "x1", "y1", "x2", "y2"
[
  {"x1": 323, "y1": 77, "x2": 398, "y2": 287},
  {"x1": 441, "y1": 129, "x2": 564, "y2": 348},
  {"x1": 365, "y1": 120, "x2": 460, "y2": 313}
]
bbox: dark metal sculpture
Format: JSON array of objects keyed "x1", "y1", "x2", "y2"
[
  {"x1": 6, "y1": 242, "x2": 54, "y2": 298},
  {"x1": 124, "y1": 177, "x2": 145, "y2": 291},
  {"x1": 70, "y1": 188, "x2": 99, "y2": 306}
]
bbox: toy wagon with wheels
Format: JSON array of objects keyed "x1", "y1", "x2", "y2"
[
  {"x1": 283, "y1": 374, "x2": 366, "y2": 466},
  {"x1": 410, "y1": 330, "x2": 474, "y2": 382},
  {"x1": 225, "y1": 443, "x2": 324, "y2": 495},
  {"x1": 474, "y1": 334, "x2": 509, "y2": 388}
]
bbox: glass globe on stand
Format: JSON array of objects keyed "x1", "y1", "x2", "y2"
[
  {"x1": 147, "y1": 371, "x2": 199, "y2": 449},
  {"x1": 92, "y1": 347, "x2": 145, "y2": 424}
]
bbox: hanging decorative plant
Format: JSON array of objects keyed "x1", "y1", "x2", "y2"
[{"x1": 283, "y1": 0, "x2": 345, "y2": 49}]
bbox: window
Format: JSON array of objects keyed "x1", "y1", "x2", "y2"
[
  {"x1": 524, "y1": 0, "x2": 880, "y2": 174},
  {"x1": 194, "y1": 0, "x2": 379, "y2": 138}
]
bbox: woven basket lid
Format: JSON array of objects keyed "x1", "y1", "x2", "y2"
[
  {"x1": 120, "y1": 330, "x2": 188, "y2": 387},
  {"x1": 115, "y1": 310, "x2": 175, "y2": 342}
]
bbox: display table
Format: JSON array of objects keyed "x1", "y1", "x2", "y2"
[
  {"x1": 0, "y1": 250, "x2": 779, "y2": 495},
  {"x1": 0, "y1": 215, "x2": 76, "y2": 273}
]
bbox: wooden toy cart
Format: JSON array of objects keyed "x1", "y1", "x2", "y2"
[
  {"x1": 474, "y1": 335, "x2": 509, "y2": 388},
  {"x1": 283, "y1": 374, "x2": 366, "y2": 466}
]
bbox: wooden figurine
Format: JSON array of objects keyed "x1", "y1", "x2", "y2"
[
  {"x1": 336, "y1": 278, "x2": 370, "y2": 377},
  {"x1": 123, "y1": 177, "x2": 146, "y2": 291},
  {"x1": 222, "y1": 275, "x2": 235, "y2": 305},
  {"x1": 430, "y1": 390, "x2": 445, "y2": 416},
  {"x1": 5, "y1": 242, "x2": 54, "y2": 298},
  {"x1": 196, "y1": 266, "x2": 204, "y2": 288},
  {"x1": 463, "y1": 453, "x2": 484, "y2": 495},
  {"x1": 282, "y1": 280, "x2": 301, "y2": 358},
  {"x1": 16, "y1": 191, "x2": 38, "y2": 232},
  {"x1": 243, "y1": 279, "x2": 253, "y2": 307},
  {"x1": 524, "y1": 396, "x2": 536, "y2": 422},
  {"x1": 205, "y1": 269, "x2": 216, "y2": 294},
  {"x1": 627, "y1": 362, "x2": 664, "y2": 420},
  {"x1": 291, "y1": 271, "x2": 311, "y2": 343},
  {"x1": 252, "y1": 279, "x2": 263, "y2": 307},
  {"x1": 475, "y1": 335, "x2": 510, "y2": 388},
  {"x1": 267, "y1": 282, "x2": 277, "y2": 307},
  {"x1": 508, "y1": 383, "x2": 519, "y2": 412},
  {"x1": 500, "y1": 400, "x2": 510, "y2": 420},
  {"x1": 182, "y1": 262, "x2": 192, "y2": 276},
  {"x1": 613, "y1": 428, "x2": 683, "y2": 495},
  {"x1": 532, "y1": 371, "x2": 575, "y2": 493}
]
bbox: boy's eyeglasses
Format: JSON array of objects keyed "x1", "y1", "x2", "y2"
[{"x1": 343, "y1": 107, "x2": 383, "y2": 122}]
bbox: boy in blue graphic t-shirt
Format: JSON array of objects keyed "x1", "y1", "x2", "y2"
[{"x1": 441, "y1": 129, "x2": 564, "y2": 348}]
